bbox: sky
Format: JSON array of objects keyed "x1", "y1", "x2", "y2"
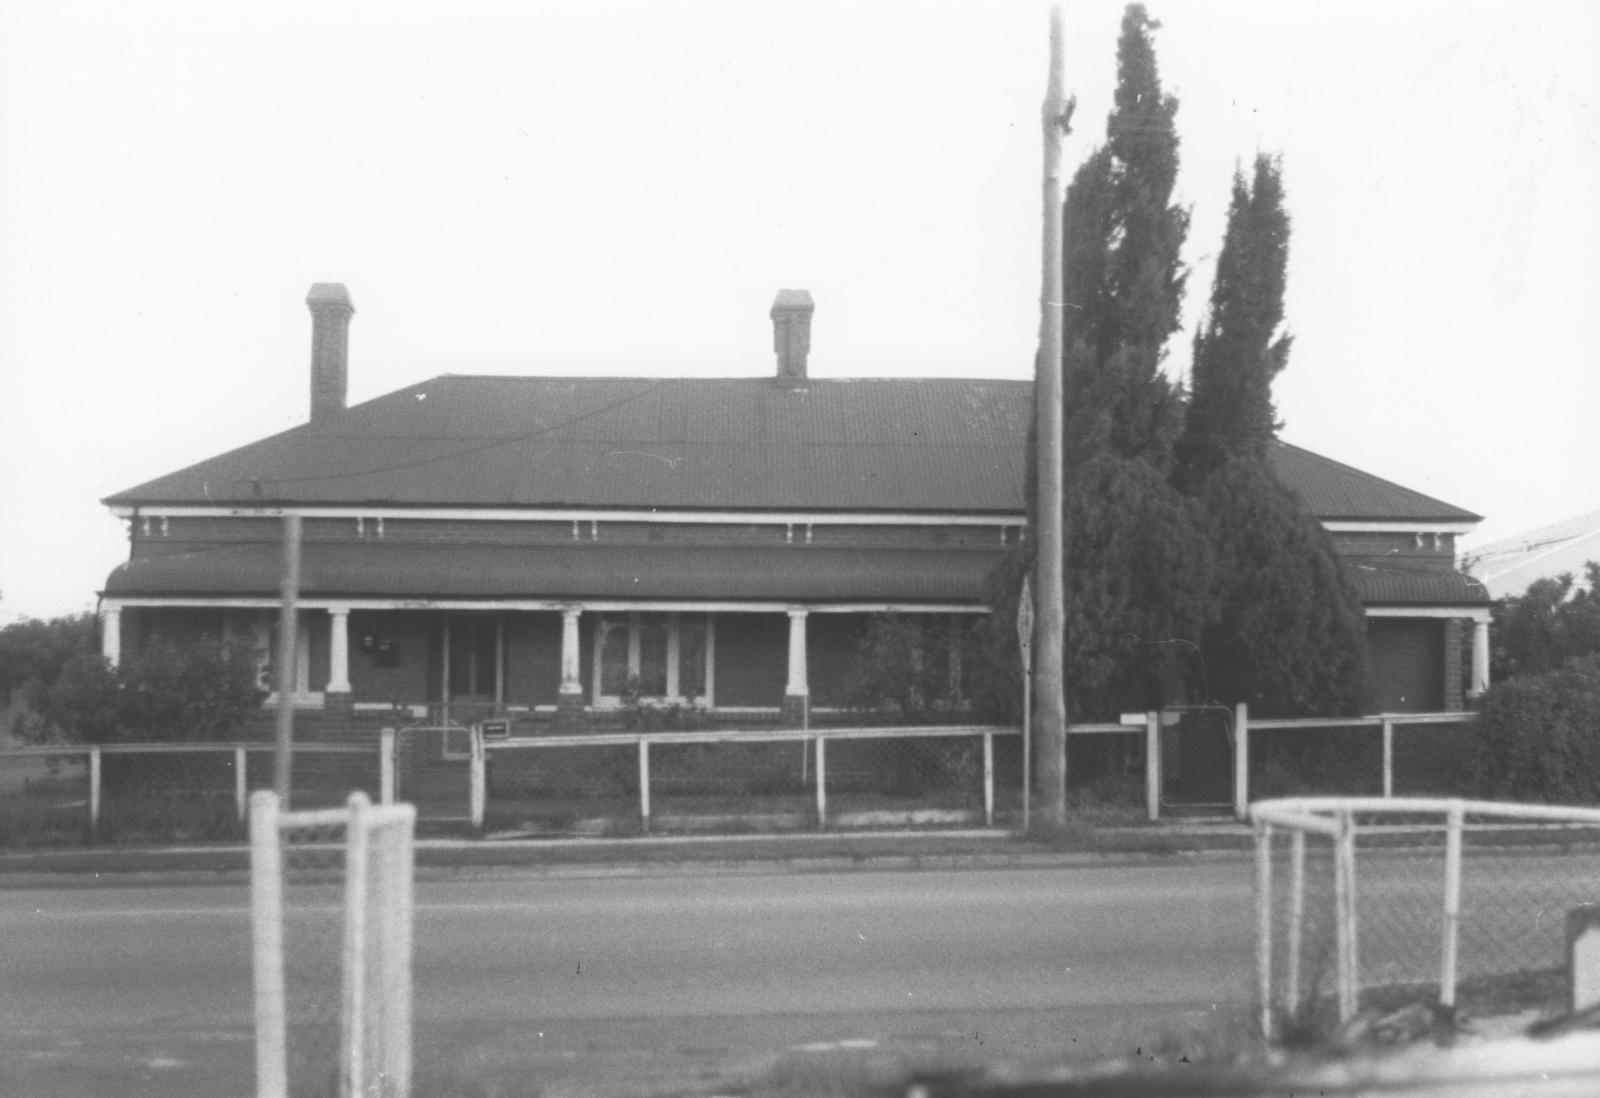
[{"x1": 2, "y1": 0, "x2": 1596, "y2": 623}]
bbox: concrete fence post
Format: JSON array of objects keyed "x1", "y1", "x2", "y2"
[
  {"x1": 88, "y1": 747, "x2": 102, "y2": 838},
  {"x1": 1335, "y1": 808, "x2": 1359, "y2": 1022},
  {"x1": 1381, "y1": 716, "x2": 1395, "y2": 798},
  {"x1": 638, "y1": 738, "x2": 651, "y2": 833},
  {"x1": 1441, "y1": 800, "x2": 1465, "y2": 1011},
  {"x1": 1145, "y1": 712, "x2": 1161, "y2": 822},
  {"x1": 1233, "y1": 702, "x2": 1250, "y2": 820},
  {"x1": 249, "y1": 790, "x2": 288, "y2": 1098},
  {"x1": 468, "y1": 727, "x2": 486, "y2": 831},
  {"x1": 235, "y1": 746, "x2": 249, "y2": 821},
  {"x1": 814, "y1": 736, "x2": 828, "y2": 829},
  {"x1": 1255, "y1": 819, "x2": 1274, "y2": 1040},
  {"x1": 379, "y1": 728, "x2": 396, "y2": 806},
  {"x1": 983, "y1": 732, "x2": 994, "y2": 828},
  {"x1": 341, "y1": 792, "x2": 371, "y2": 1098}
]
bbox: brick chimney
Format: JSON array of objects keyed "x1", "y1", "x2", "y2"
[
  {"x1": 307, "y1": 282, "x2": 354, "y2": 422},
  {"x1": 771, "y1": 289, "x2": 813, "y2": 385}
]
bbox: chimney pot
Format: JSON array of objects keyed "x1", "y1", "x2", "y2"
[
  {"x1": 771, "y1": 289, "x2": 813, "y2": 385},
  {"x1": 307, "y1": 282, "x2": 354, "y2": 422}
]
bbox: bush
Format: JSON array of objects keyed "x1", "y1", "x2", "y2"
[
  {"x1": 1471, "y1": 656, "x2": 1600, "y2": 803},
  {"x1": 30, "y1": 636, "x2": 266, "y2": 745}
]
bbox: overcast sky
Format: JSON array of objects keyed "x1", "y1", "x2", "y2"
[{"x1": 2, "y1": 0, "x2": 1596, "y2": 622}]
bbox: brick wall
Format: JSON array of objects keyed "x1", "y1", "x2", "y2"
[{"x1": 713, "y1": 613, "x2": 787, "y2": 707}]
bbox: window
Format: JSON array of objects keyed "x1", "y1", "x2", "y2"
[{"x1": 593, "y1": 611, "x2": 713, "y2": 705}]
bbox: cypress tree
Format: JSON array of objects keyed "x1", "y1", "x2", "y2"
[
  {"x1": 1062, "y1": 3, "x2": 1189, "y2": 471},
  {"x1": 1178, "y1": 156, "x2": 1370, "y2": 714},
  {"x1": 1177, "y1": 155, "x2": 1292, "y2": 488}
]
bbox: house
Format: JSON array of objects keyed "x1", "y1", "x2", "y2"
[
  {"x1": 97, "y1": 285, "x2": 1490, "y2": 733},
  {"x1": 1462, "y1": 508, "x2": 1600, "y2": 599}
]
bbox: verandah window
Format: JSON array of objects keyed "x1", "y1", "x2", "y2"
[{"x1": 595, "y1": 612, "x2": 710, "y2": 703}]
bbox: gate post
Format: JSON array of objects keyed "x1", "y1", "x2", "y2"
[
  {"x1": 468, "y1": 726, "x2": 486, "y2": 830},
  {"x1": 379, "y1": 728, "x2": 397, "y2": 806},
  {"x1": 1145, "y1": 712, "x2": 1161, "y2": 822},
  {"x1": 1233, "y1": 703, "x2": 1250, "y2": 820}
]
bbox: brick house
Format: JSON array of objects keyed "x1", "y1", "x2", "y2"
[{"x1": 97, "y1": 285, "x2": 1489, "y2": 733}]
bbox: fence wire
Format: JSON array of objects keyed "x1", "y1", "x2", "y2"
[
  {"x1": 278, "y1": 816, "x2": 349, "y2": 1098},
  {"x1": 1258, "y1": 802, "x2": 1600, "y2": 1041}
]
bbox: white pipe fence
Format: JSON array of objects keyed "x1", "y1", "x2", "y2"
[
  {"x1": 474, "y1": 724, "x2": 1020, "y2": 831},
  {"x1": 0, "y1": 741, "x2": 389, "y2": 837},
  {"x1": 1252, "y1": 796, "x2": 1600, "y2": 1040}
]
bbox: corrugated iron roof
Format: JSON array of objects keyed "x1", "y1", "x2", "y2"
[
  {"x1": 103, "y1": 542, "x2": 1000, "y2": 603},
  {"x1": 104, "y1": 374, "x2": 1482, "y2": 525},
  {"x1": 105, "y1": 377, "x2": 1031, "y2": 513},
  {"x1": 1345, "y1": 561, "x2": 1490, "y2": 606},
  {"x1": 1269, "y1": 442, "x2": 1481, "y2": 523}
]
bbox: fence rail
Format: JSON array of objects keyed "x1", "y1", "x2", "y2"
[
  {"x1": 1252, "y1": 796, "x2": 1600, "y2": 1040},
  {"x1": 479, "y1": 724, "x2": 1019, "y2": 832},
  {"x1": 0, "y1": 706, "x2": 1494, "y2": 845}
]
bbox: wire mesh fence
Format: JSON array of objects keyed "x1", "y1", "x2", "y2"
[
  {"x1": 0, "y1": 742, "x2": 383, "y2": 847},
  {"x1": 1254, "y1": 798, "x2": 1600, "y2": 1042},
  {"x1": 277, "y1": 812, "x2": 350, "y2": 1098},
  {"x1": 480, "y1": 726, "x2": 1012, "y2": 834},
  {"x1": 253, "y1": 791, "x2": 415, "y2": 1098}
]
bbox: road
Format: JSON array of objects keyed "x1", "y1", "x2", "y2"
[{"x1": 0, "y1": 861, "x2": 1260, "y2": 1096}]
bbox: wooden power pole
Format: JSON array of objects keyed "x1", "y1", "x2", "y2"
[
  {"x1": 274, "y1": 513, "x2": 302, "y2": 805},
  {"x1": 1035, "y1": 5, "x2": 1073, "y2": 828}
]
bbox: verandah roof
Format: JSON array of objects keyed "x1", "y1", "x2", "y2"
[{"x1": 103, "y1": 543, "x2": 1003, "y2": 604}]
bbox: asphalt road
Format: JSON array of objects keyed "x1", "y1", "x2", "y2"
[{"x1": 0, "y1": 861, "x2": 1261, "y2": 1096}]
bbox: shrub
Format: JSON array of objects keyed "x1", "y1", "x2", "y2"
[
  {"x1": 27, "y1": 636, "x2": 265, "y2": 761},
  {"x1": 1471, "y1": 656, "x2": 1600, "y2": 803}
]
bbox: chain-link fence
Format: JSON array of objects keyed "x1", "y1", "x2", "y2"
[
  {"x1": 1245, "y1": 711, "x2": 1485, "y2": 806},
  {"x1": 0, "y1": 742, "x2": 383, "y2": 847},
  {"x1": 479, "y1": 725, "x2": 1013, "y2": 834},
  {"x1": 252, "y1": 791, "x2": 415, "y2": 1098},
  {"x1": 1253, "y1": 797, "x2": 1600, "y2": 1042}
]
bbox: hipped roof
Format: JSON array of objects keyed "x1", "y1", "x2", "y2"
[{"x1": 104, "y1": 375, "x2": 1480, "y2": 524}]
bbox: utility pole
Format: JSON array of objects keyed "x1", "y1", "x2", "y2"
[
  {"x1": 1035, "y1": 5, "x2": 1073, "y2": 829},
  {"x1": 274, "y1": 513, "x2": 302, "y2": 805}
]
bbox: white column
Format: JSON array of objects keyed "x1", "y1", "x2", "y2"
[
  {"x1": 785, "y1": 609, "x2": 809, "y2": 699},
  {"x1": 327, "y1": 606, "x2": 351, "y2": 694},
  {"x1": 560, "y1": 608, "x2": 583, "y2": 696},
  {"x1": 1471, "y1": 618, "x2": 1491, "y2": 697},
  {"x1": 101, "y1": 605, "x2": 122, "y2": 667}
]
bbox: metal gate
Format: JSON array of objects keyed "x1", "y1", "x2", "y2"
[
  {"x1": 395, "y1": 725, "x2": 474, "y2": 822},
  {"x1": 1159, "y1": 706, "x2": 1234, "y2": 809}
]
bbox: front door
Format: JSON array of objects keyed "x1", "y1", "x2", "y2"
[{"x1": 442, "y1": 614, "x2": 502, "y2": 727}]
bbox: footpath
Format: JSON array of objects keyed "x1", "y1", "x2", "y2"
[
  {"x1": 0, "y1": 820, "x2": 1256, "y2": 885},
  {"x1": 7, "y1": 816, "x2": 1596, "y2": 886}
]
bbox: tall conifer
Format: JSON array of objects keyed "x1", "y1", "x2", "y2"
[{"x1": 1177, "y1": 155, "x2": 1292, "y2": 487}]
